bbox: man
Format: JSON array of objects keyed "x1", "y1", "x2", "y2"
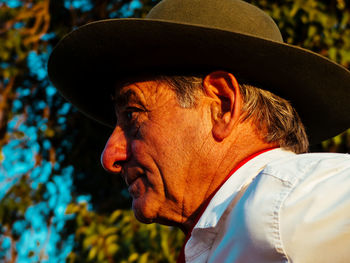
[{"x1": 48, "y1": 0, "x2": 350, "y2": 262}]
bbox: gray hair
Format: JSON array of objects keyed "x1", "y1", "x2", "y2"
[{"x1": 157, "y1": 75, "x2": 309, "y2": 154}]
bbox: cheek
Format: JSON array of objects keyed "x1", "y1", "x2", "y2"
[
  {"x1": 130, "y1": 110, "x2": 207, "y2": 185},
  {"x1": 130, "y1": 139, "x2": 166, "y2": 192},
  {"x1": 131, "y1": 126, "x2": 182, "y2": 193}
]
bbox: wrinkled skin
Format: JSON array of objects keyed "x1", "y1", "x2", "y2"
[
  {"x1": 101, "y1": 72, "x2": 275, "y2": 232},
  {"x1": 101, "y1": 80, "x2": 216, "y2": 229}
]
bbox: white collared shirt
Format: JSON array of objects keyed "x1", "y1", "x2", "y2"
[{"x1": 185, "y1": 148, "x2": 350, "y2": 263}]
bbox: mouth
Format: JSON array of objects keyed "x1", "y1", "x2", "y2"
[
  {"x1": 124, "y1": 168, "x2": 145, "y2": 187},
  {"x1": 126, "y1": 176, "x2": 138, "y2": 187},
  {"x1": 125, "y1": 170, "x2": 146, "y2": 198}
]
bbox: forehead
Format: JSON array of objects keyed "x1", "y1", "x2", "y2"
[{"x1": 112, "y1": 79, "x2": 175, "y2": 108}]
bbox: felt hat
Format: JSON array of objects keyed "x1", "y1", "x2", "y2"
[{"x1": 48, "y1": 0, "x2": 350, "y2": 144}]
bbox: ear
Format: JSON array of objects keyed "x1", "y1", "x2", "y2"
[{"x1": 203, "y1": 71, "x2": 242, "y2": 141}]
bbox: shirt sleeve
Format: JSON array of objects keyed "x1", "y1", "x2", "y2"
[{"x1": 280, "y1": 156, "x2": 350, "y2": 263}]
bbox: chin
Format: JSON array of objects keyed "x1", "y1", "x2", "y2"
[
  {"x1": 133, "y1": 210, "x2": 154, "y2": 224},
  {"x1": 131, "y1": 196, "x2": 158, "y2": 224}
]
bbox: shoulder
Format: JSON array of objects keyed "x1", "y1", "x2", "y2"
[
  {"x1": 207, "y1": 151, "x2": 350, "y2": 262},
  {"x1": 263, "y1": 152, "x2": 350, "y2": 186},
  {"x1": 269, "y1": 152, "x2": 350, "y2": 262},
  {"x1": 239, "y1": 152, "x2": 350, "y2": 261},
  {"x1": 245, "y1": 152, "x2": 350, "y2": 219}
]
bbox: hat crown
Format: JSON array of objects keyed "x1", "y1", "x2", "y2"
[{"x1": 146, "y1": 0, "x2": 283, "y2": 42}]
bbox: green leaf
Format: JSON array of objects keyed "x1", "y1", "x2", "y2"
[
  {"x1": 97, "y1": 249, "x2": 105, "y2": 262},
  {"x1": 307, "y1": 25, "x2": 317, "y2": 38},
  {"x1": 128, "y1": 253, "x2": 139, "y2": 262},
  {"x1": 88, "y1": 246, "x2": 98, "y2": 261},
  {"x1": 102, "y1": 227, "x2": 118, "y2": 236},
  {"x1": 65, "y1": 203, "x2": 79, "y2": 214},
  {"x1": 328, "y1": 47, "x2": 338, "y2": 61},
  {"x1": 333, "y1": 134, "x2": 343, "y2": 146},
  {"x1": 106, "y1": 243, "x2": 119, "y2": 256},
  {"x1": 105, "y1": 235, "x2": 118, "y2": 245},
  {"x1": 139, "y1": 252, "x2": 149, "y2": 263},
  {"x1": 290, "y1": 2, "x2": 300, "y2": 17},
  {"x1": 109, "y1": 210, "x2": 122, "y2": 223},
  {"x1": 83, "y1": 235, "x2": 98, "y2": 250}
]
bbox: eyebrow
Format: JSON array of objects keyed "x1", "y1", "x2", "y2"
[{"x1": 112, "y1": 89, "x2": 142, "y2": 109}]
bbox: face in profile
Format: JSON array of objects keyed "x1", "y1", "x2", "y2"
[{"x1": 101, "y1": 79, "x2": 213, "y2": 225}]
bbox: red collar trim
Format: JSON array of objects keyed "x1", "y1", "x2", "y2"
[{"x1": 176, "y1": 147, "x2": 278, "y2": 263}]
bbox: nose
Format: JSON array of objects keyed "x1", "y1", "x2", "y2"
[{"x1": 101, "y1": 126, "x2": 129, "y2": 174}]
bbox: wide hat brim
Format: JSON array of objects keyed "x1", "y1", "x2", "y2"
[{"x1": 48, "y1": 18, "x2": 350, "y2": 145}]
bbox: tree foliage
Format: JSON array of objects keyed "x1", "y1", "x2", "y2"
[
  {"x1": 65, "y1": 204, "x2": 183, "y2": 263},
  {"x1": 0, "y1": 0, "x2": 349, "y2": 262}
]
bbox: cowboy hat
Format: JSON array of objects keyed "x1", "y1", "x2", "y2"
[{"x1": 48, "y1": 0, "x2": 350, "y2": 144}]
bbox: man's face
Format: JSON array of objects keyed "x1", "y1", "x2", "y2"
[{"x1": 101, "y1": 79, "x2": 214, "y2": 225}]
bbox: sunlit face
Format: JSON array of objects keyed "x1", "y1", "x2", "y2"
[{"x1": 101, "y1": 80, "x2": 213, "y2": 225}]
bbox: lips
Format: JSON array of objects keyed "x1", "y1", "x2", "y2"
[
  {"x1": 126, "y1": 175, "x2": 138, "y2": 187},
  {"x1": 125, "y1": 170, "x2": 146, "y2": 198},
  {"x1": 123, "y1": 167, "x2": 145, "y2": 187}
]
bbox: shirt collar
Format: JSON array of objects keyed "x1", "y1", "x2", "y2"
[{"x1": 194, "y1": 148, "x2": 295, "y2": 229}]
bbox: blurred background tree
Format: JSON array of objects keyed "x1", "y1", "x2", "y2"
[{"x1": 0, "y1": 0, "x2": 349, "y2": 262}]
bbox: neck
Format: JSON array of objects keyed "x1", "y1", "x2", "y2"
[
  {"x1": 180, "y1": 142, "x2": 277, "y2": 234},
  {"x1": 157, "y1": 122, "x2": 278, "y2": 234}
]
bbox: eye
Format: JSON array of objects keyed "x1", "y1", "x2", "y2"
[
  {"x1": 122, "y1": 107, "x2": 145, "y2": 137},
  {"x1": 126, "y1": 111, "x2": 133, "y2": 121},
  {"x1": 124, "y1": 107, "x2": 142, "y2": 122}
]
